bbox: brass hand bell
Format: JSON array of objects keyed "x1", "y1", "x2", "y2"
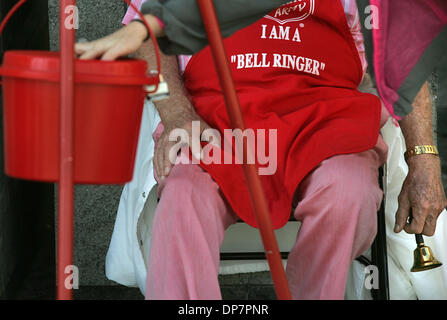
[{"x1": 409, "y1": 209, "x2": 443, "y2": 272}]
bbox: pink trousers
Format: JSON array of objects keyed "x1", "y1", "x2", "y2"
[{"x1": 145, "y1": 140, "x2": 388, "y2": 300}]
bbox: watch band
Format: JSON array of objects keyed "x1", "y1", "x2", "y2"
[
  {"x1": 132, "y1": 19, "x2": 151, "y2": 42},
  {"x1": 404, "y1": 145, "x2": 439, "y2": 161}
]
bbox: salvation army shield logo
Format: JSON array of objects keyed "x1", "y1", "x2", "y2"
[{"x1": 265, "y1": 0, "x2": 315, "y2": 25}]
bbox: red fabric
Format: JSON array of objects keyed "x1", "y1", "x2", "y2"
[{"x1": 183, "y1": 0, "x2": 381, "y2": 230}]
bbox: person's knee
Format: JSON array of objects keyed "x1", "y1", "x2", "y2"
[
  {"x1": 320, "y1": 160, "x2": 381, "y2": 244},
  {"x1": 157, "y1": 164, "x2": 225, "y2": 223},
  {"x1": 159, "y1": 164, "x2": 197, "y2": 197}
]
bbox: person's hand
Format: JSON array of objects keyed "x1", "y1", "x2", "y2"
[
  {"x1": 154, "y1": 109, "x2": 217, "y2": 181},
  {"x1": 394, "y1": 154, "x2": 447, "y2": 236},
  {"x1": 75, "y1": 15, "x2": 164, "y2": 61}
]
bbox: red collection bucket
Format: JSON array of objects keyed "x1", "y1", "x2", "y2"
[{"x1": 0, "y1": 1, "x2": 160, "y2": 184}]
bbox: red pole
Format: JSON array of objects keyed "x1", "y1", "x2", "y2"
[
  {"x1": 57, "y1": 0, "x2": 76, "y2": 300},
  {"x1": 197, "y1": 0, "x2": 292, "y2": 300}
]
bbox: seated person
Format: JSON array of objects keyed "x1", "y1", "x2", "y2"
[{"x1": 76, "y1": 0, "x2": 446, "y2": 299}]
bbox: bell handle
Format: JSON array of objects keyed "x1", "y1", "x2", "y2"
[{"x1": 408, "y1": 208, "x2": 425, "y2": 245}]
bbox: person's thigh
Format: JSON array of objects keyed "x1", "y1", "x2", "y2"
[
  {"x1": 286, "y1": 146, "x2": 385, "y2": 299},
  {"x1": 154, "y1": 163, "x2": 239, "y2": 256},
  {"x1": 294, "y1": 148, "x2": 384, "y2": 256},
  {"x1": 146, "y1": 163, "x2": 238, "y2": 299}
]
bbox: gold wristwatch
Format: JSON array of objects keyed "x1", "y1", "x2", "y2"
[{"x1": 404, "y1": 145, "x2": 439, "y2": 162}]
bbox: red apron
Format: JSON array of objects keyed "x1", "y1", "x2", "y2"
[{"x1": 183, "y1": 0, "x2": 381, "y2": 230}]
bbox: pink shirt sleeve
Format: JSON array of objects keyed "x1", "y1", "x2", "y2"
[
  {"x1": 341, "y1": 0, "x2": 368, "y2": 75},
  {"x1": 122, "y1": 0, "x2": 165, "y2": 28},
  {"x1": 122, "y1": 0, "x2": 144, "y2": 25}
]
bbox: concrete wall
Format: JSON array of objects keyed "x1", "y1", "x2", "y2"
[
  {"x1": 48, "y1": 0, "x2": 128, "y2": 287},
  {"x1": 48, "y1": 0, "x2": 127, "y2": 50}
]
